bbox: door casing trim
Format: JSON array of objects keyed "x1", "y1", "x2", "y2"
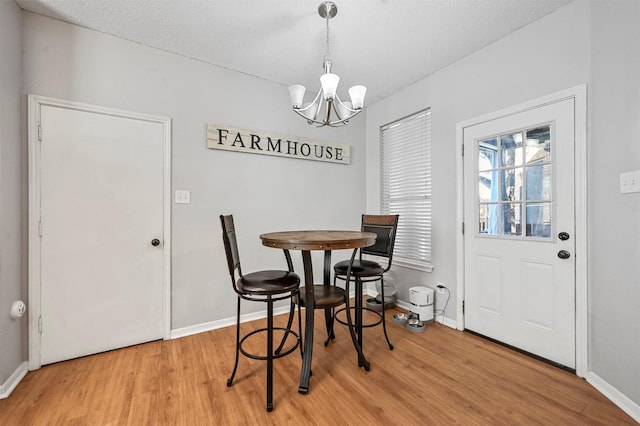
[
  {"x1": 455, "y1": 85, "x2": 587, "y2": 377},
  {"x1": 27, "y1": 95, "x2": 172, "y2": 370}
]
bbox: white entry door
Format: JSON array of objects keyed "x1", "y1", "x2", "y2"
[
  {"x1": 29, "y1": 97, "x2": 170, "y2": 366},
  {"x1": 463, "y1": 98, "x2": 575, "y2": 369}
]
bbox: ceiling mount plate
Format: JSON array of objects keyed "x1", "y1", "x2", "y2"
[{"x1": 318, "y1": 1, "x2": 338, "y2": 19}]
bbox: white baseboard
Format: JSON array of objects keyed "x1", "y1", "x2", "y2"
[
  {"x1": 171, "y1": 290, "x2": 458, "y2": 339},
  {"x1": 171, "y1": 305, "x2": 293, "y2": 339},
  {"x1": 586, "y1": 371, "x2": 640, "y2": 423},
  {"x1": 0, "y1": 361, "x2": 28, "y2": 399}
]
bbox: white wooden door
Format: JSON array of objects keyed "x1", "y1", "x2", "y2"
[
  {"x1": 463, "y1": 98, "x2": 575, "y2": 369},
  {"x1": 34, "y1": 101, "x2": 168, "y2": 365}
]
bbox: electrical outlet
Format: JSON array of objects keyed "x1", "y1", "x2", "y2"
[
  {"x1": 436, "y1": 282, "x2": 445, "y2": 294},
  {"x1": 620, "y1": 171, "x2": 640, "y2": 194},
  {"x1": 175, "y1": 190, "x2": 191, "y2": 204}
]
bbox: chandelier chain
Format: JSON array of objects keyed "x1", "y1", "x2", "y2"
[{"x1": 324, "y1": 12, "x2": 331, "y2": 61}]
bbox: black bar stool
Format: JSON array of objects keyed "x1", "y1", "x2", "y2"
[
  {"x1": 220, "y1": 215, "x2": 301, "y2": 412},
  {"x1": 334, "y1": 214, "x2": 399, "y2": 357}
]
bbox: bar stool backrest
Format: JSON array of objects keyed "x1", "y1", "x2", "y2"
[
  {"x1": 220, "y1": 215, "x2": 243, "y2": 290},
  {"x1": 360, "y1": 214, "x2": 400, "y2": 273}
]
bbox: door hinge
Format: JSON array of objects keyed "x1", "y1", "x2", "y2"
[
  {"x1": 38, "y1": 316, "x2": 43, "y2": 333},
  {"x1": 461, "y1": 144, "x2": 464, "y2": 156},
  {"x1": 38, "y1": 221, "x2": 43, "y2": 237},
  {"x1": 37, "y1": 124, "x2": 43, "y2": 142},
  {"x1": 462, "y1": 222, "x2": 465, "y2": 234},
  {"x1": 462, "y1": 300, "x2": 465, "y2": 314}
]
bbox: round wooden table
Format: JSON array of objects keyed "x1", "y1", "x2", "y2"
[{"x1": 260, "y1": 230, "x2": 376, "y2": 394}]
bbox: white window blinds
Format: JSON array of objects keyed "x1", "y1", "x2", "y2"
[{"x1": 380, "y1": 109, "x2": 432, "y2": 270}]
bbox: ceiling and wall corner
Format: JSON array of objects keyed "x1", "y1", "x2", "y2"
[{"x1": 15, "y1": 0, "x2": 573, "y2": 106}]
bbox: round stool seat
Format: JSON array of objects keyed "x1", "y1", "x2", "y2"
[
  {"x1": 297, "y1": 285, "x2": 346, "y2": 309},
  {"x1": 334, "y1": 259, "x2": 384, "y2": 276},
  {"x1": 238, "y1": 270, "x2": 300, "y2": 294}
]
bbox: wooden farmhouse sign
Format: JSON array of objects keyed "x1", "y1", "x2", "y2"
[{"x1": 206, "y1": 124, "x2": 351, "y2": 165}]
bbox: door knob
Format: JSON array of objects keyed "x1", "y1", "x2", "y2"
[
  {"x1": 558, "y1": 232, "x2": 570, "y2": 241},
  {"x1": 557, "y1": 250, "x2": 570, "y2": 259},
  {"x1": 151, "y1": 239, "x2": 161, "y2": 247}
]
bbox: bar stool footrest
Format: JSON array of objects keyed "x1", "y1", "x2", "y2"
[
  {"x1": 239, "y1": 327, "x2": 300, "y2": 360},
  {"x1": 334, "y1": 307, "x2": 383, "y2": 328}
]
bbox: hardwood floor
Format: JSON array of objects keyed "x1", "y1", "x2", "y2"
[{"x1": 1, "y1": 306, "x2": 635, "y2": 425}]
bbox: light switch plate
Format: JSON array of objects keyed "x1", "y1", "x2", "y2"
[
  {"x1": 620, "y1": 171, "x2": 640, "y2": 194},
  {"x1": 175, "y1": 190, "x2": 191, "y2": 204}
]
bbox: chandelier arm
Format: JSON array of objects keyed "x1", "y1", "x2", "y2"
[
  {"x1": 334, "y1": 96, "x2": 359, "y2": 113},
  {"x1": 292, "y1": 109, "x2": 334, "y2": 127},
  {"x1": 324, "y1": 99, "x2": 334, "y2": 125},
  {"x1": 330, "y1": 95, "x2": 355, "y2": 123},
  {"x1": 294, "y1": 90, "x2": 323, "y2": 114},
  {"x1": 333, "y1": 95, "x2": 360, "y2": 121},
  {"x1": 326, "y1": 109, "x2": 361, "y2": 126},
  {"x1": 332, "y1": 95, "x2": 347, "y2": 121},
  {"x1": 292, "y1": 91, "x2": 324, "y2": 125},
  {"x1": 312, "y1": 99, "x2": 323, "y2": 122},
  {"x1": 328, "y1": 94, "x2": 361, "y2": 125},
  {"x1": 292, "y1": 90, "x2": 328, "y2": 126},
  {"x1": 292, "y1": 109, "x2": 324, "y2": 126}
]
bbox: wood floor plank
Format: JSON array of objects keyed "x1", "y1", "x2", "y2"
[{"x1": 0, "y1": 305, "x2": 635, "y2": 425}]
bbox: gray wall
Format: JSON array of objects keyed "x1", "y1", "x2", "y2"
[
  {"x1": 589, "y1": 0, "x2": 640, "y2": 405},
  {"x1": 366, "y1": 0, "x2": 640, "y2": 410},
  {"x1": 0, "y1": 0, "x2": 25, "y2": 388},
  {"x1": 366, "y1": 1, "x2": 589, "y2": 317},
  {"x1": 21, "y1": 13, "x2": 366, "y2": 331}
]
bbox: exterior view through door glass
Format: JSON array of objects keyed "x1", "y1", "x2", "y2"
[
  {"x1": 478, "y1": 126, "x2": 552, "y2": 238},
  {"x1": 463, "y1": 98, "x2": 576, "y2": 369}
]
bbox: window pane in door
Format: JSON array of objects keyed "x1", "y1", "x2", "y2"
[
  {"x1": 526, "y1": 164, "x2": 552, "y2": 201},
  {"x1": 502, "y1": 203, "x2": 522, "y2": 236},
  {"x1": 526, "y1": 126, "x2": 551, "y2": 164},
  {"x1": 500, "y1": 132, "x2": 523, "y2": 167},
  {"x1": 479, "y1": 138, "x2": 498, "y2": 171},
  {"x1": 479, "y1": 171, "x2": 498, "y2": 202},
  {"x1": 479, "y1": 203, "x2": 499, "y2": 235},
  {"x1": 501, "y1": 167, "x2": 522, "y2": 201},
  {"x1": 526, "y1": 202, "x2": 552, "y2": 237}
]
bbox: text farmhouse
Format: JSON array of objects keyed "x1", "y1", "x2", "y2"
[{"x1": 206, "y1": 124, "x2": 351, "y2": 164}]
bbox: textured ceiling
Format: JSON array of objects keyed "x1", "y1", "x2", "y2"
[{"x1": 16, "y1": 0, "x2": 572, "y2": 105}]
